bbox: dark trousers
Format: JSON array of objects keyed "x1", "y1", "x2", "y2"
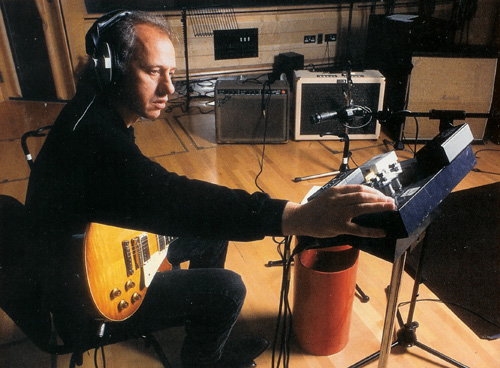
[
  {"x1": 53, "y1": 239, "x2": 245, "y2": 366},
  {"x1": 167, "y1": 237, "x2": 229, "y2": 269}
]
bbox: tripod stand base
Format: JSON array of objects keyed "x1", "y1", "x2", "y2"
[
  {"x1": 348, "y1": 322, "x2": 470, "y2": 368},
  {"x1": 383, "y1": 138, "x2": 405, "y2": 151},
  {"x1": 349, "y1": 219, "x2": 470, "y2": 368}
]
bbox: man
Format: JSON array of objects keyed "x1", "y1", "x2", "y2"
[{"x1": 25, "y1": 11, "x2": 395, "y2": 368}]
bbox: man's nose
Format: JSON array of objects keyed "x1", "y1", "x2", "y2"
[{"x1": 158, "y1": 75, "x2": 175, "y2": 96}]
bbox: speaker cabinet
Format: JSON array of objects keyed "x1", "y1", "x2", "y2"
[
  {"x1": 272, "y1": 52, "x2": 304, "y2": 91},
  {"x1": 215, "y1": 80, "x2": 289, "y2": 143},
  {"x1": 401, "y1": 53, "x2": 497, "y2": 141},
  {"x1": 294, "y1": 70, "x2": 385, "y2": 140}
]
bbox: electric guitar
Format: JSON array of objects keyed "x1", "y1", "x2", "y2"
[{"x1": 83, "y1": 222, "x2": 177, "y2": 321}]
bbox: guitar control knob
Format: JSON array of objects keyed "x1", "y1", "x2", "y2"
[
  {"x1": 110, "y1": 288, "x2": 122, "y2": 299},
  {"x1": 118, "y1": 300, "x2": 129, "y2": 311},
  {"x1": 125, "y1": 280, "x2": 135, "y2": 291},
  {"x1": 131, "y1": 293, "x2": 142, "y2": 303}
]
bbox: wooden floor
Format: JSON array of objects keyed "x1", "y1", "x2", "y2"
[{"x1": 1, "y1": 92, "x2": 500, "y2": 368}]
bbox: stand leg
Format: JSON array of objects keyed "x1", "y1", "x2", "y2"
[
  {"x1": 395, "y1": 322, "x2": 470, "y2": 368},
  {"x1": 397, "y1": 236, "x2": 470, "y2": 368},
  {"x1": 348, "y1": 342, "x2": 399, "y2": 368},
  {"x1": 378, "y1": 252, "x2": 406, "y2": 368},
  {"x1": 356, "y1": 284, "x2": 370, "y2": 303},
  {"x1": 293, "y1": 170, "x2": 340, "y2": 182},
  {"x1": 348, "y1": 253, "x2": 406, "y2": 368},
  {"x1": 181, "y1": 8, "x2": 191, "y2": 110},
  {"x1": 414, "y1": 341, "x2": 470, "y2": 368}
]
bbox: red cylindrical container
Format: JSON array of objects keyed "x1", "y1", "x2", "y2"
[{"x1": 293, "y1": 245, "x2": 359, "y2": 355}]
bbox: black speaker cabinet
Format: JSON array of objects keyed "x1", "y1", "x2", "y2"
[
  {"x1": 294, "y1": 70, "x2": 385, "y2": 140},
  {"x1": 215, "y1": 79, "x2": 289, "y2": 143},
  {"x1": 272, "y1": 52, "x2": 304, "y2": 90},
  {"x1": 400, "y1": 53, "x2": 498, "y2": 141}
]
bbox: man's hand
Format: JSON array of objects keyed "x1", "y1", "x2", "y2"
[{"x1": 282, "y1": 185, "x2": 396, "y2": 239}]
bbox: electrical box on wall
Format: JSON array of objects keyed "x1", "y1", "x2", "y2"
[{"x1": 214, "y1": 28, "x2": 258, "y2": 60}]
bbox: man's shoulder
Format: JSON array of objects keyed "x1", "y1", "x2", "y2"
[{"x1": 62, "y1": 94, "x2": 127, "y2": 139}]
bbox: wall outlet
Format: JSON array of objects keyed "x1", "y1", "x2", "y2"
[
  {"x1": 325, "y1": 33, "x2": 337, "y2": 42},
  {"x1": 304, "y1": 35, "x2": 316, "y2": 43}
]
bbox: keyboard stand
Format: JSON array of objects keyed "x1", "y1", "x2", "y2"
[{"x1": 349, "y1": 213, "x2": 469, "y2": 368}]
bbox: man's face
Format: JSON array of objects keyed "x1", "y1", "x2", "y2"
[{"x1": 115, "y1": 24, "x2": 176, "y2": 126}]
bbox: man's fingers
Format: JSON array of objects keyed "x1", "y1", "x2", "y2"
[
  {"x1": 350, "y1": 200, "x2": 397, "y2": 217},
  {"x1": 345, "y1": 222, "x2": 387, "y2": 238},
  {"x1": 328, "y1": 184, "x2": 386, "y2": 196},
  {"x1": 323, "y1": 186, "x2": 396, "y2": 209},
  {"x1": 325, "y1": 184, "x2": 394, "y2": 201},
  {"x1": 291, "y1": 184, "x2": 398, "y2": 239}
]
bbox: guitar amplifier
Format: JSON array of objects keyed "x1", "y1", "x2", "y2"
[
  {"x1": 400, "y1": 53, "x2": 497, "y2": 141},
  {"x1": 294, "y1": 70, "x2": 385, "y2": 140},
  {"x1": 214, "y1": 79, "x2": 289, "y2": 143}
]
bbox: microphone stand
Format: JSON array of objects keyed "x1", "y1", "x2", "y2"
[
  {"x1": 293, "y1": 63, "x2": 355, "y2": 182},
  {"x1": 337, "y1": 132, "x2": 350, "y2": 172},
  {"x1": 292, "y1": 132, "x2": 348, "y2": 182},
  {"x1": 292, "y1": 131, "x2": 372, "y2": 304}
]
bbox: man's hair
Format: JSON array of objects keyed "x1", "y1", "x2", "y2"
[{"x1": 100, "y1": 11, "x2": 175, "y2": 77}]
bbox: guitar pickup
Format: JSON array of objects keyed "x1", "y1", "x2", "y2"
[
  {"x1": 132, "y1": 233, "x2": 151, "y2": 270},
  {"x1": 122, "y1": 240, "x2": 134, "y2": 277},
  {"x1": 140, "y1": 234, "x2": 151, "y2": 262},
  {"x1": 132, "y1": 236, "x2": 144, "y2": 269}
]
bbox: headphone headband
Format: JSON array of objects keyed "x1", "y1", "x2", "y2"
[{"x1": 85, "y1": 10, "x2": 132, "y2": 57}]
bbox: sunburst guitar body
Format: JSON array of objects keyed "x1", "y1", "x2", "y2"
[{"x1": 83, "y1": 222, "x2": 177, "y2": 321}]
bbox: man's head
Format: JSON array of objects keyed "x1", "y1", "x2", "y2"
[{"x1": 87, "y1": 11, "x2": 177, "y2": 126}]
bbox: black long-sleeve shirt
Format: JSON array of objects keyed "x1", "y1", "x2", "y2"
[
  {"x1": 26, "y1": 94, "x2": 287, "y2": 238},
  {"x1": 25, "y1": 93, "x2": 287, "y2": 295}
]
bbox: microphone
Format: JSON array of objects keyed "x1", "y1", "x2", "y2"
[{"x1": 310, "y1": 106, "x2": 367, "y2": 125}]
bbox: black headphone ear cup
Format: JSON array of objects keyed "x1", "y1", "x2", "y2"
[
  {"x1": 85, "y1": 10, "x2": 131, "y2": 88},
  {"x1": 94, "y1": 41, "x2": 118, "y2": 87}
]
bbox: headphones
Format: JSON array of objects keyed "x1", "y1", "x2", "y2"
[{"x1": 85, "y1": 10, "x2": 133, "y2": 88}]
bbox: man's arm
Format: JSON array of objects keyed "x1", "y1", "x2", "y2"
[{"x1": 281, "y1": 185, "x2": 396, "y2": 239}]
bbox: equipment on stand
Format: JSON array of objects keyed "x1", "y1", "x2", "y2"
[{"x1": 296, "y1": 123, "x2": 476, "y2": 368}]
